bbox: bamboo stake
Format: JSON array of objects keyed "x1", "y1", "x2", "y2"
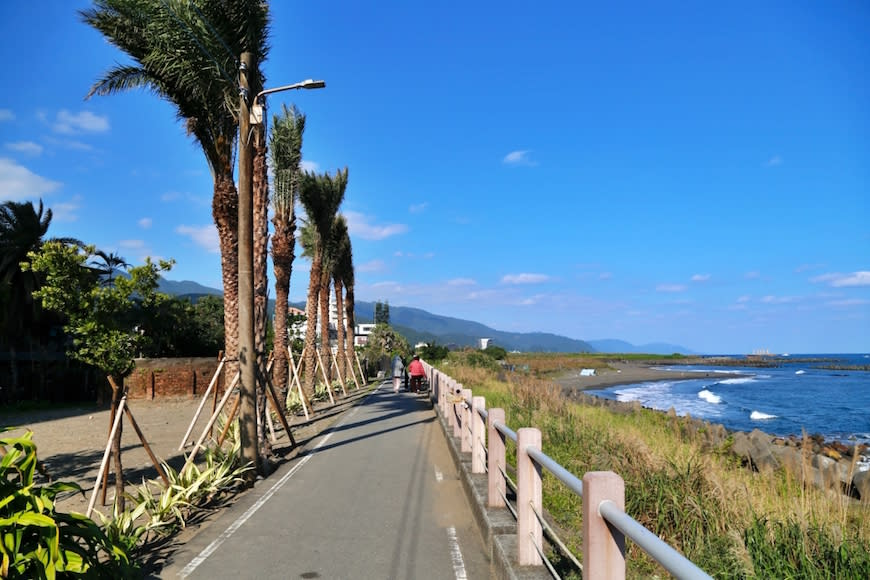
[
  {"x1": 217, "y1": 394, "x2": 241, "y2": 446},
  {"x1": 354, "y1": 350, "x2": 366, "y2": 384},
  {"x1": 183, "y1": 377, "x2": 237, "y2": 472},
  {"x1": 87, "y1": 395, "x2": 126, "y2": 519},
  {"x1": 179, "y1": 356, "x2": 227, "y2": 450},
  {"x1": 331, "y1": 350, "x2": 348, "y2": 396},
  {"x1": 266, "y1": 371, "x2": 296, "y2": 447},
  {"x1": 345, "y1": 351, "x2": 362, "y2": 390},
  {"x1": 287, "y1": 347, "x2": 309, "y2": 420},
  {"x1": 315, "y1": 348, "x2": 336, "y2": 405},
  {"x1": 124, "y1": 405, "x2": 169, "y2": 485}
]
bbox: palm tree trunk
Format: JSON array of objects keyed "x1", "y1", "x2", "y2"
[
  {"x1": 334, "y1": 279, "x2": 346, "y2": 387},
  {"x1": 272, "y1": 258, "x2": 290, "y2": 398},
  {"x1": 253, "y1": 128, "x2": 271, "y2": 462},
  {"x1": 213, "y1": 174, "x2": 239, "y2": 385},
  {"x1": 318, "y1": 269, "x2": 331, "y2": 385},
  {"x1": 302, "y1": 250, "x2": 321, "y2": 399},
  {"x1": 345, "y1": 285, "x2": 357, "y2": 367}
]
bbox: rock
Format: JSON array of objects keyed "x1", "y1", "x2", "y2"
[
  {"x1": 770, "y1": 445, "x2": 802, "y2": 477},
  {"x1": 749, "y1": 429, "x2": 779, "y2": 472},
  {"x1": 853, "y1": 470, "x2": 870, "y2": 502}
]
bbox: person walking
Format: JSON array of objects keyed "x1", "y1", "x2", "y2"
[
  {"x1": 391, "y1": 354, "x2": 404, "y2": 393},
  {"x1": 408, "y1": 355, "x2": 425, "y2": 393}
]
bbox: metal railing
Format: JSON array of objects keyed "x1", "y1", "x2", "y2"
[{"x1": 423, "y1": 361, "x2": 713, "y2": 580}]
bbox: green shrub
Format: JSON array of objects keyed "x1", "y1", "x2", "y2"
[{"x1": 0, "y1": 427, "x2": 135, "y2": 578}]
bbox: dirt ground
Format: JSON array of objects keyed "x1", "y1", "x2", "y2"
[{"x1": 1, "y1": 384, "x2": 376, "y2": 519}]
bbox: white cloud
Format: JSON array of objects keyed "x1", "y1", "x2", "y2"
[
  {"x1": 760, "y1": 295, "x2": 796, "y2": 304},
  {"x1": 448, "y1": 278, "x2": 476, "y2": 286},
  {"x1": 811, "y1": 271, "x2": 870, "y2": 288},
  {"x1": 344, "y1": 211, "x2": 408, "y2": 240},
  {"x1": 656, "y1": 284, "x2": 687, "y2": 293},
  {"x1": 5, "y1": 141, "x2": 42, "y2": 156},
  {"x1": 176, "y1": 224, "x2": 220, "y2": 253},
  {"x1": 737, "y1": 295, "x2": 751, "y2": 303},
  {"x1": 519, "y1": 294, "x2": 547, "y2": 306},
  {"x1": 827, "y1": 298, "x2": 869, "y2": 307},
  {"x1": 300, "y1": 160, "x2": 319, "y2": 173},
  {"x1": 357, "y1": 259, "x2": 385, "y2": 273},
  {"x1": 409, "y1": 202, "x2": 428, "y2": 214},
  {"x1": 53, "y1": 110, "x2": 110, "y2": 134},
  {"x1": 138, "y1": 217, "x2": 153, "y2": 229},
  {"x1": 501, "y1": 273, "x2": 550, "y2": 284},
  {"x1": 0, "y1": 157, "x2": 62, "y2": 201},
  {"x1": 691, "y1": 274, "x2": 710, "y2": 282},
  {"x1": 503, "y1": 150, "x2": 537, "y2": 166},
  {"x1": 119, "y1": 239, "x2": 145, "y2": 249},
  {"x1": 764, "y1": 155, "x2": 783, "y2": 167},
  {"x1": 51, "y1": 196, "x2": 81, "y2": 222},
  {"x1": 0, "y1": 109, "x2": 14, "y2": 121}
]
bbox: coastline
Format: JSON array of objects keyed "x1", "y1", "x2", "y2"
[{"x1": 552, "y1": 361, "x2": 746, "y2": 392}]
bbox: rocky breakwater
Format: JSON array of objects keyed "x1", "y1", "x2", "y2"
[{"x1": 565, "y1": 390, "x2": 870, "y2": 502}]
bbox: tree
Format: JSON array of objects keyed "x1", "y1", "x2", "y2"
[
  {"x1": 269, "y1": 105, "x2": 306, "y2": 397},
  {"x1": 374, "y1": 301, "x2": 391, "y2": 325},
  {"x1": 81, "y1": 0, "x2": 271, "y2": 392},
  {"x1": 330, "y1": 217, "x2": 351, "y2": 386},
  {"x1": 298, "y1": 168, "x2": 347, "y2": 398},
  {"x1": 0, "y1": 199, "x2": 80, "y2": 394},
  {"x1": 88, "y1": 249, "x2": 130, "y2": 286},
  {"x1": 342, "y1": 245, "x2": 358, "y2": 376},
  {"x1": 362, "y1": 325, "x2": 410, "y2": 375},
  {"x1": 24, "y1": 242, "x2": 174, "y2": 509}
]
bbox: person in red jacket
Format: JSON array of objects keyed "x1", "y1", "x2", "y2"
[{"x1": 408, "y1": 355, "x2": 425, "y2": 393}]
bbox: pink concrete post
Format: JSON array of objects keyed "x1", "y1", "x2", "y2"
[
  {"x1": 471, "y1": 395, "x2": 486, "y2": 473},
  {"x1": 582, "y1": 471, "x2": 625, "y2": 580},
  {"x1": 487, "y1": 408, "x2": 506, "y2": 507},
  {"x1": 461, "y1": 388, "x2": 473, "y2": 453},
  {"x1": 453, "y1": 383, "x2": 463, "y2": 439},
  {"x1": 517, "y1": 427, "x2": 543, "y2": 566}
]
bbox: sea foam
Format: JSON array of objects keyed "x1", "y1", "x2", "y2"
[
  {"x1": 698, "y1": 389, "x2": 721, "y2": 404},
  {"x1": 750, "y1": 410, "x2": 777, "y2": 420},
  {"x1": 795, "y1": 370, "x2": 806, "y2": 375}
]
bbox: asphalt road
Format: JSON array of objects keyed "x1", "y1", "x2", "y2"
[{"x1": 163, "y1": 382, "x2": 490, "y2": 579}]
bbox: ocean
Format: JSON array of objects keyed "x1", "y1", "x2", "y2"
[{"x1": 589, "y1": 354, "x2": 870, "y2": 450}]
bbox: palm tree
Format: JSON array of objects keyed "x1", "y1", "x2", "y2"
[
  {"x1": 89, "y1": 250, "x2": 130, "y2": 286},
  {"x1": 330, "y1": 217, "x2": 351, "y2": 387},
  {"x1": 81, "y1": 0, "x2": 270, "y2": 386},
  {"x1": 269, "y1": 105, "x2": 305, "y2": 396},
  {"x1": 0, "y1": 199, "x2": 80, "y2": 393},
  {"x1": 342, "y1": 244, "x2": 358, "y2": 378},
  {"x1": 298, "y1": 168, "x2": 347, "y2": 399}
]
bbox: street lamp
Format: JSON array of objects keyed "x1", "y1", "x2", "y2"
[
  {"x1": 237, "y1": 52, "x2": 325, "y2": 479},
  {"x1": 250, "y1": 79, "x2": 326, "y2": 124}
]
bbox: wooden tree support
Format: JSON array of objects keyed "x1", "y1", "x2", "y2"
[
  {"x1": 330, "y1": 350, "x2": 349, "y2": 397},
  {"x1": 87, "y1": 395, "x2": 126, "y2": 519},
  {"x1": 345, "y1": 351, "x2": 362, "y2": 390},
  {"x1": 179, "y1": 356, "x2": 227, "y2": 450},
  {"x1": 354, "y1": 350, "x2": 366, "y2": 384},
  {"x1": 315, "y1": 348, "x2": 336, "y2": 405},
  {"x1": 287, "y1": 347, "x2": 310, "y2": 420}
]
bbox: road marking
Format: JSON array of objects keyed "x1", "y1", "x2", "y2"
[
  {"x1": 446, "y1": 527, "x2": 468, "y2": 580},
  {"x1": 434, "y1": 467, "x2": 444, "y2": 482},
  {"x1": 179, "y1": 398, "x2": 368, "y2": 577}
]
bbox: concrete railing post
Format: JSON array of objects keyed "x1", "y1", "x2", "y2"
[
  {"x1": 471, "y1": 396, "x2": 485, "y2": 473},
  {"x1": 453, "y1": 383, "x2": 463, "y2": 439},
  {"x1": 487, "y1": 408, "x2": 506, "y2": 507},
  {"x1": 582, "y1": 471, "x2": 626, "y2": 580},
  {"x1": 461, "y1": 388, "x2": 473, "y2": 453},
  {"x1": 517, "y1": 427, "x2": 543, "y2": 566}
]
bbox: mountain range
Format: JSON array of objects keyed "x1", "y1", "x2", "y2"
[{"x1": 158, "y1": 278, "x2": 695, "y2": 354}]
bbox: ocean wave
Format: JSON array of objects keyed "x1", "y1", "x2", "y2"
[
  {"x1": 795, "y1": 370, "x2": 806, "y2": 375},
  {"x1": 698, "y1": 389, "x2": 721, "y2": 404},
  {"x1": 721, "y1": 377, "x2": 756, "y2": 385},
  {"x1": 750, "y1": 410, "x2": 777, "y2": 420}
]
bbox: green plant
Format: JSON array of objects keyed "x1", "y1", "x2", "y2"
[{"x1": 0, "y1": 428, "x2": 134, "y2": 578}]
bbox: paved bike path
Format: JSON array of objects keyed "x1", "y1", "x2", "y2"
[{"x1": 163, "y1": 382, "x2": 489, "y2": 579}]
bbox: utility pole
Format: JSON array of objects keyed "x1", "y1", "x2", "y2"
[{"x1": 238, "y1": 51, "x2": 259, "y2": 479}]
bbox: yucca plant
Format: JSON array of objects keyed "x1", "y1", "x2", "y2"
[{"x1": 0, "y1": 427, "x2": 134, "y2": 578}]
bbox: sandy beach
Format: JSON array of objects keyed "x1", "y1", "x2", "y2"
[{"x1": 552, "y1": 361, "x2": 744, "y2": 392}]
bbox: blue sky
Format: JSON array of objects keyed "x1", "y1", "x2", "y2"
[{"x1": 2, "y1": 1, "x2": 867, "y2": 354}]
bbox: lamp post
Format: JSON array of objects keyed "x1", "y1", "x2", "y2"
[{"x1": 238, "y1": 52, "x2": 324, "y2": 478}]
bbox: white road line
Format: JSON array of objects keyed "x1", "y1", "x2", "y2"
[
  {"x1": 434, "y1": 467, "x2": 444, "y2": 482},
  {"x1": 446, "y1": 527, "x2": 468, "y2": 580},
  {"x1": 179, "y1": 398, "x2": 368, "y2": 577}
]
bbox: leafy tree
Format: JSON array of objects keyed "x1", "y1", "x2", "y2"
[
  {"x1": 88, "y1": 249, "x2": 130, "y2": 286},
  {"x1": 374, "y1": 301, "x2": 390, "y2": 325},
  {"x1": 481, "y1": 345, "x2": 508, "y2": 360},
  {"x1": 418, "y1": 341, "x2": 449, "y2": 362},
  {"x1": 24, "y1": 242, "x2": 174, "y2": 509},
  {"x1": 362, "y1": 325, "x2": 410, "y2": 374}
]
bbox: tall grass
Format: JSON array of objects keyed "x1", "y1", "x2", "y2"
[{"x1": 445, "y1": 354, "x2": 870, "y2": 578}]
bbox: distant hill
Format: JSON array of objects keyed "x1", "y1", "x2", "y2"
[
  {"x1": 156, "y1": 278, "x2": 692, "y2": 353},
  {"x1": 587, "y1": 338, "x2": 696, "y2": 355}
]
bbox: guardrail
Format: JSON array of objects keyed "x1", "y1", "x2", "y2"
[{"x1": 421, "y1": 361, "x2": 713, "y2": 579}]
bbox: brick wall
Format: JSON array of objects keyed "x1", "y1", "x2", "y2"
[{"x1": 124, "y1": 357, "x2": 226, "y2": 399}]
